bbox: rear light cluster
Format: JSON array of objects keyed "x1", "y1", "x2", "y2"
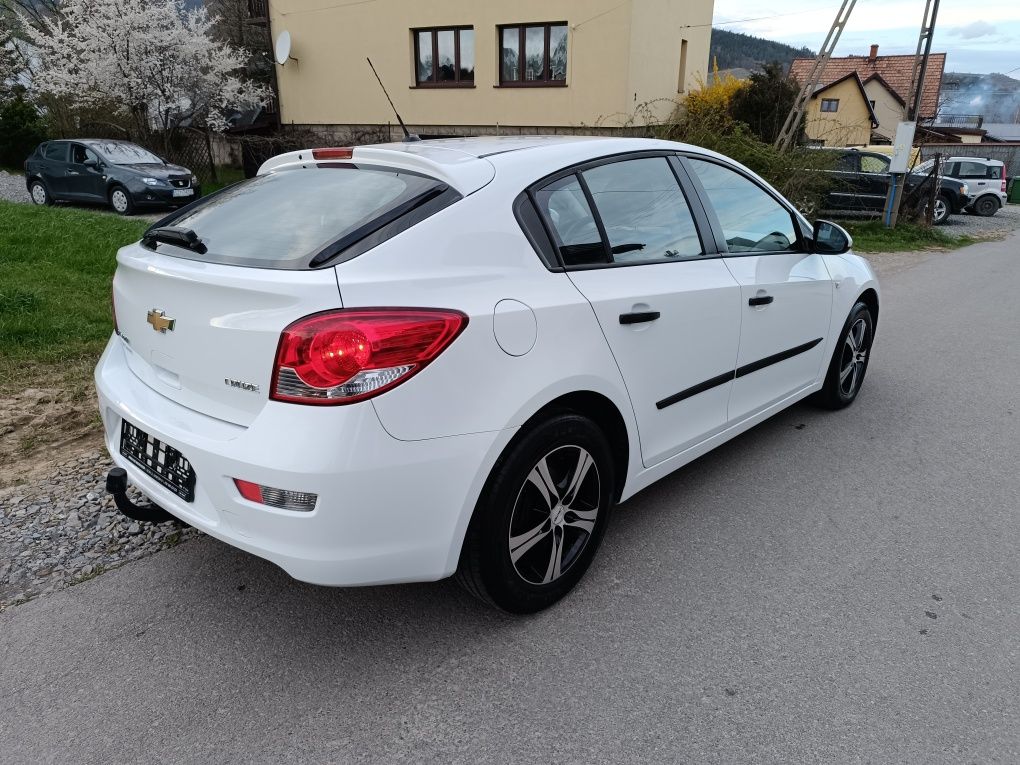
[
  {"x1": 270, "y1": 309, "x2": 468, "y2": 405},
  {"x1": 234, "y1": 479, "x2": 317, "y2": 512}
]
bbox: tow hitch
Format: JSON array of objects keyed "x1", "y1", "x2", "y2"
[{"x1": 105, "y1": 467, "x2": 179, "y2": 524}]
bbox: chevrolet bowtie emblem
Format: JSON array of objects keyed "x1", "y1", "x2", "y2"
[{"x1": 146, "y1": 309, "x2": 175, "y2": 333}]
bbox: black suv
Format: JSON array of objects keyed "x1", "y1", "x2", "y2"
[
  {"x1": 818, "y1": 149, "x2": 973, "y2": 225},
  {"x1": 24, "y1": 139, "x2": 201, "y2": 215}
]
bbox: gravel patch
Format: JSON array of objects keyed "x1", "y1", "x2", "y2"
[
  {"x1": 939, "y1": 203, "x2": 1020, "y2": 240},
  {"x1": 0, "y1": 170, "x2": 30, "y2": 203},
  {"x1": 0, "y1": 450, "x2": 195, "y2": 610}
]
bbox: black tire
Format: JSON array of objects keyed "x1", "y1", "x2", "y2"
[
  {"x1": 29, "y1": 180, "x2": 52, "y2": 206},
  {"x1": 814, "y1": 301, "x2": 874, "y2": 410},
  {"x1": 456, "y1": 413, "x2": 616, "y2": 614},
  {"x1": 109, "y1": 185, "x2": 135, "y2": 215},
  {"x1": 932, "y1": 193, "x2": 951, "y2": 225},
  {"x1": 973, "y1": 195, "x2": 1000, "y2": 217}
]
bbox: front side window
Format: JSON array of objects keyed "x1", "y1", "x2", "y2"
[
  {"x1": 688, "y1": 159, "x2": 799, "y2": 254},
  {"x1": 581, "y1": 158, "x2": 702, "y2": 263},
  {"x1": 71, "y1": 144, "x2": 99, "y2": 165},
  {"x1": 499, "y1": 23, "x2": 567, "y2": 85},
  {"x1": 821, "y1": 98, "x2": 840, "y2": 113},
  {"x1": 414, "y1": 27, "x2": 474, "y2": 86}
]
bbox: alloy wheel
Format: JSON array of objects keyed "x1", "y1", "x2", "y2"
[
  {"x1": 508, "y1": 445, "x2": 600, "y2": 585},
  {"x1": 839, "y1": 318, "x2": 870, "y2": 397},
  {"x1": 933, "y1": 197, "x2": 948, "y2": 224}
]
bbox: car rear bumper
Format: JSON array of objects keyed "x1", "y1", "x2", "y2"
[{"x1": 94, "y1": 336, "x2": 506, "y2": 586}]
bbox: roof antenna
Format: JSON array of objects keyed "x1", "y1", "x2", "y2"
[{"x1": 367, "y1": 57, "x2": 420, "y2": 142}]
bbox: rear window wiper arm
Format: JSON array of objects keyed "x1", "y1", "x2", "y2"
[{"x1": 142, "y1": 226, "x2": 208, "y2": 255}]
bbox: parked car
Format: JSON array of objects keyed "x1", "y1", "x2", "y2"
[
  {"x1": 97, "y1": 137, "x2": 879, "y2": 613},
  {"x1": 24, "y1": 139, "x2": 201, "y2": 215},
  {"x1": 818, "y1": 148, "x2": 972, "y2": 224},
  {"x1": 915, "y1": 156, "x2": 1008, "y2": 217}
]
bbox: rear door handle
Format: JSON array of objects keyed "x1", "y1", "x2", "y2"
[
  {"x1": 748, "y1": 295, "x2": 774, "y2": 307},
  {"x1": 619, "y1": 311, "x2": 660, "y2": 325}
]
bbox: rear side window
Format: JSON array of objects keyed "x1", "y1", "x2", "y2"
[
  {"x1": 44, "y1": 143, "x2": 67, "y2": 161},
  {"x1": 534, "y1": 175, "x2": 607, "y2": 267},
  {"x1": 689, "y1": 159, "x2": 799, "y2": 254},
  {"x1": 956, "y1": 161, "x2": 991, "y2": 179},
  {"x1": 147, "y1": 166, "x2": 455, "y2": 269},
  {"x1": 986, "y1": 165, "x2": 1003, "y2": 180},
  {"x1": 582, "y1": 158, "x2": 702, "y2": 263}
]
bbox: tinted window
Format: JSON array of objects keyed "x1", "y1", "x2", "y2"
[
  {"x1": 158, "y1": 166, "x2": 448, "y2": 269},
  {"x1": 835, "y1": 153, "x2": 857, "y2": 172},
  {"x1": 860, "y1": 154, "x2": 890, "y2": 173},
  {"x1": 689, "y1": 159, "x2": 799, "y2": 254},
  {"x1": 534, "y1": 175, "x2": 607, "y2": 267},
  {"x1": 43, "y1": 143, "x2": 67, "y2": 162},
  {"x1": 581, "y1": 158, "x2": 702, "y2": 263}
]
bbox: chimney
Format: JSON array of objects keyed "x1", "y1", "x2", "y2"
[{"x1": 869, "y1": 44, "x2": 879, "y2": 62}]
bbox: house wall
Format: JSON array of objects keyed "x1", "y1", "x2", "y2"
[
  {"x1": 804, "y1": 78, "x2": 873, "y2": 147},
  {"x1": 268, "y1": 0, "x2": 713, "y2": 131},
  {"x1": 863, "y1": 80, "x2": 904, "y2": 141}
]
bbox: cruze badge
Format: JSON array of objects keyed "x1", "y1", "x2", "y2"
[
  {"x1": 225, "y1": 378, "x2": 260, "y2": 393},
  {"x1": 146, "y1": 309, "x2": 175, "y2": 333}
]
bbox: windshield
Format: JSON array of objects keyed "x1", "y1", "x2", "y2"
[
  {"x1": 148, "y1": 165, "x2": 447, "y2": 269},
  {"x1": 93, "y1": 142, "x2": 164, "y2": 165}
]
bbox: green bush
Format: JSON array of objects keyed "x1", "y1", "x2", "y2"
[{"x1": 0, "y1": 91, "x2": 47, "y2": 168}]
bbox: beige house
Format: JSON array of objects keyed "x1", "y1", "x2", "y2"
[
  {"x1": 265, "y1": 0, "x2": 714, "y2": 139},
  {"x1": 803, "y1": 72, "x2": 879, "y2": 147}
]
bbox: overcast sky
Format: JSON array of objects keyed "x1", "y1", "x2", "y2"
[{"x1": 713, "y1": 0, "x2": 1020, "y2": 76}]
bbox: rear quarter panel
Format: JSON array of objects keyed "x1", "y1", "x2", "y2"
[{"x1": 332, "y1": 182, "x2": 639, "y2": 448}]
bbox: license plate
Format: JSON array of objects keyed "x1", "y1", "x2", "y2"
[
  {"x1": 172, "y1": 188, "x2": 194, "y2": 197},
  {"x1": 120, "y1": 420, "x2": 196, "y2": 502}
]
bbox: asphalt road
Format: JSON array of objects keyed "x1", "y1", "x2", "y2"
[{"x1": 2, "y1": 234, "x2": 1018, "y2": 764}]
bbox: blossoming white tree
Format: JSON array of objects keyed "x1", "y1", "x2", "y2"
[{"x1": 23, "y1": 0, "x2": 267, "y2": 151}]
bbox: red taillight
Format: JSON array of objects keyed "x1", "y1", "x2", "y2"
[
  {"x1": 312, "y1": 147, "x2": 353, "y2": 160},
  {"x1": 270, "y1": 309, "x2": 468, "y2": 405},
  {"x1": 1003, "y1": 177, "x2": 1008, "y2": 194}
]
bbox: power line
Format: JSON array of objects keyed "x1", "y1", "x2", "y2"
[{"x1": 682, "y1": 9, "x2": 818, "y2": 31}]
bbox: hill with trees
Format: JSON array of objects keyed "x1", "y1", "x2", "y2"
[{"x1": 710, "y1": 28, "x2": 813, "y2": 73}]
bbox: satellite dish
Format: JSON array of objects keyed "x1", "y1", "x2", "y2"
[{"x1": 275, "y1": 31, "x2": 296, "y2": 65}]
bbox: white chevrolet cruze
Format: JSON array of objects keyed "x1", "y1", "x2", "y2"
[{"x1": 96, "y1": 136, "x2": 879, "y2": 613}]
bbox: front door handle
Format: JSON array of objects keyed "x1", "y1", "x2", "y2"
[
  {"x1": 748, "y1": 295, "x2": 774, "y2": 307},
  {"x1": 619, "y1": 311, "x2": 661, "y2": 325}
]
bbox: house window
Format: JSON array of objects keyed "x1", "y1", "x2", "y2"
[
  {"x1": 677, "y1": 39, "x2": 688, "y2": 93},
  {"x1": 414, "y1": 27, "x2": 474, "y2": 86},
  {"x1": 821, "y1": 99, "x2": 840, "y2": 113},
  {"x1": 499, "y1": 23, "x2": 568, "y2": 85}
]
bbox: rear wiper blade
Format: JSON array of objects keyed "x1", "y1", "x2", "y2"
[{"x1": 142, "y1": 226, "x2": 208, "y2": 254}]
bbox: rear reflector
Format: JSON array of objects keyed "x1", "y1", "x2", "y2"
[
  {"x1": 234, "y1": 478, "x2": 317, "y2": 512},
  {"x1": 270, "y1": 308, "x2": 468, "y2": 405},
  {"x1": 312, "y1": 147, "x2": 354, "y2": 160}
]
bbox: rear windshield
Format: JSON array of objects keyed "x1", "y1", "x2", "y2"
[{"x1": 146, "y1": 166, "x2": 449, "y2": 269}]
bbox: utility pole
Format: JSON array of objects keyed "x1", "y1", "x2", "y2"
[
  {"x1": 886, "y1": 0, "x2": 941, "y2": 227},
  {"x1": 775, "y1": 0, "x2": 858, "y2": 153}
]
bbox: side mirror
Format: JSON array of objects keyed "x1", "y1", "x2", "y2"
[
  {"x1": 84, "y1": 158, "x2": 100, "y2": 170},
  {"x1": 812, "y1": 220, "x2": 853, "y2": 255}
]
